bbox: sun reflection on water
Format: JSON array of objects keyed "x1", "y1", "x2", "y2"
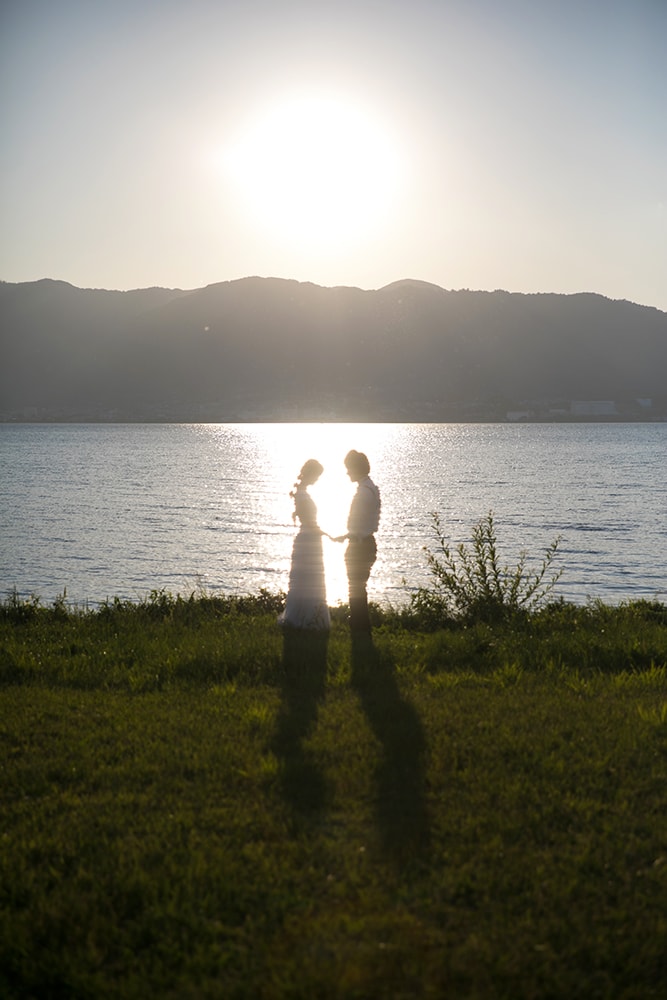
[
  {"x1": 203, "y1": 422, "x2": 407, "y2": 605},
  {"x1": 3, "y1": 423, "x2": 664, "y2": 608}
]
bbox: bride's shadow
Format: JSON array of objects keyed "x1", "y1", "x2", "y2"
[
  {"x1": 272, "y1": 629, "x2": 330, "y2": 820},
  {"x1": 351, "y1": 633, "x2": 430, "y2": 864}
]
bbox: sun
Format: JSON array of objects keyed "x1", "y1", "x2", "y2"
[{"x1": 222, "y1": 93, "x2": 403, "y2": 248}]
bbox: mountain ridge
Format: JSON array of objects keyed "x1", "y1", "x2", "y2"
[
  {"x1": 1, "y1": 276, "x2": 665, "y2": 421},
  {"x1": 3, "y1": 275, "x2": 663, "y2": 310}
]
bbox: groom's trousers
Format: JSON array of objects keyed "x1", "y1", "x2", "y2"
[{"x1": 345, "y1": 536, "x2": 377, "y2": 632}]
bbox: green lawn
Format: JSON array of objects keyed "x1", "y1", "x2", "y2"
[{"x1": 1, "y1": 596, "x2": 666, "y2": 998}]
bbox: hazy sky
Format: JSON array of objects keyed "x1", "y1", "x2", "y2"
[{"x1": 2, "y1": 0, "x2": 666, "y2": 310}]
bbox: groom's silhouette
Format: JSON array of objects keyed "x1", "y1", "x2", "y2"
[{"x1": 334, "y1": 450, "x2": 381, "y2": 633}]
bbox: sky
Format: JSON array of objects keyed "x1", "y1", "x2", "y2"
[{"x1": 2, "y1": 0, "x2": 666, "y2": 311}]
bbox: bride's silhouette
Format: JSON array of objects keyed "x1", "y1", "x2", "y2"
[{"x1": 278, "y1": 459, "x2": 330, "y2": 631}]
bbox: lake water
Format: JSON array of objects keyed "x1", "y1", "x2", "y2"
[{"x1": 1, "y1": 423, "x2": 665, "y2": 608}]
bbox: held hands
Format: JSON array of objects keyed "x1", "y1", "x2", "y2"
[{"x1": 325, "y1": 533, "x2": 347, "y2": 543}]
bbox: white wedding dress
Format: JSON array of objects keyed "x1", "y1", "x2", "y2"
[{"x1": 278, "y1": 486, "x2": 330, "y2": 631}]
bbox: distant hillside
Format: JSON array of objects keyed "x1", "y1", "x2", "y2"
[{"x1": 1, "y1": 277, "x2": 665, "y2": 421}]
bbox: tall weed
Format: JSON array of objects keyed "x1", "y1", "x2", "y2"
[{"x1": 411, "y1": 511, "x2": 562, "y2": 626}]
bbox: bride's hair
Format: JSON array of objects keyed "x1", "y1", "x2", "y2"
[{"x1": 297, "y1": 459, "x2": 324, "y2": 484}]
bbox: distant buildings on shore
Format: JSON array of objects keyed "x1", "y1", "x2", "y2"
[{"x1": 505, "y1": 397, "x2": 656, "y2": 422}]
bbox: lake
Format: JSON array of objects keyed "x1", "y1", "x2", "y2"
[{"x1": 1, "y1": 422, "x2": 665, "y2": 608}]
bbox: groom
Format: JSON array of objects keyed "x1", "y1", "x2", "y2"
[{"x1": 334, "y1": 450, "x2": 381, "y2": 633}]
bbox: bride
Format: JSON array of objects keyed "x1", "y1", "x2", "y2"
[{"x1": 278, "y1": 459, "x2": 331, "y2": 631}]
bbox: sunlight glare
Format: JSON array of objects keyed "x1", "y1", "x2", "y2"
[{"x1": 222, "y1": 95, "x2": 403, "y2": 247}]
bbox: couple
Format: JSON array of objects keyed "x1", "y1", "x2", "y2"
[{"x1": 278, "y1": 450, "x2": 381, "y2": 634}]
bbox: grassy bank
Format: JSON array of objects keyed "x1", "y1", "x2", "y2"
[{"x1": 1, "y1": 593, "x2": 666, "y2": 998}]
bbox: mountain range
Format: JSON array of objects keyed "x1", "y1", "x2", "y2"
[{"x1": 1, "y1": 276, "x2": 665, "y2": 421}]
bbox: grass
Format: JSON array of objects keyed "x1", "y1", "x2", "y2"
[{"x1": 1, "y1": 591, "x2": 666, "y2": 998}]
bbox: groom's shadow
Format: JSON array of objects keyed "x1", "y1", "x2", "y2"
[
  {"x1": 272, "y1": 629, "x2": 330, "y2": 820},
  {"x1": 351, "y1": 632, "x2": 430, "y2": 864}
]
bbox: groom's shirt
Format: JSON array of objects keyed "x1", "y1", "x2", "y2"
[{"x1": 347, "y1": 476, "x2": 381, "y2": 539}]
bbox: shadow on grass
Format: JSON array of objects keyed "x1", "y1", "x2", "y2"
[
  {"x1": 272, "y1": 629, "x2": 330, "y2": 821},
  {"x1": 351, "y1": 632, "x2": 430, "y2": 865}
]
